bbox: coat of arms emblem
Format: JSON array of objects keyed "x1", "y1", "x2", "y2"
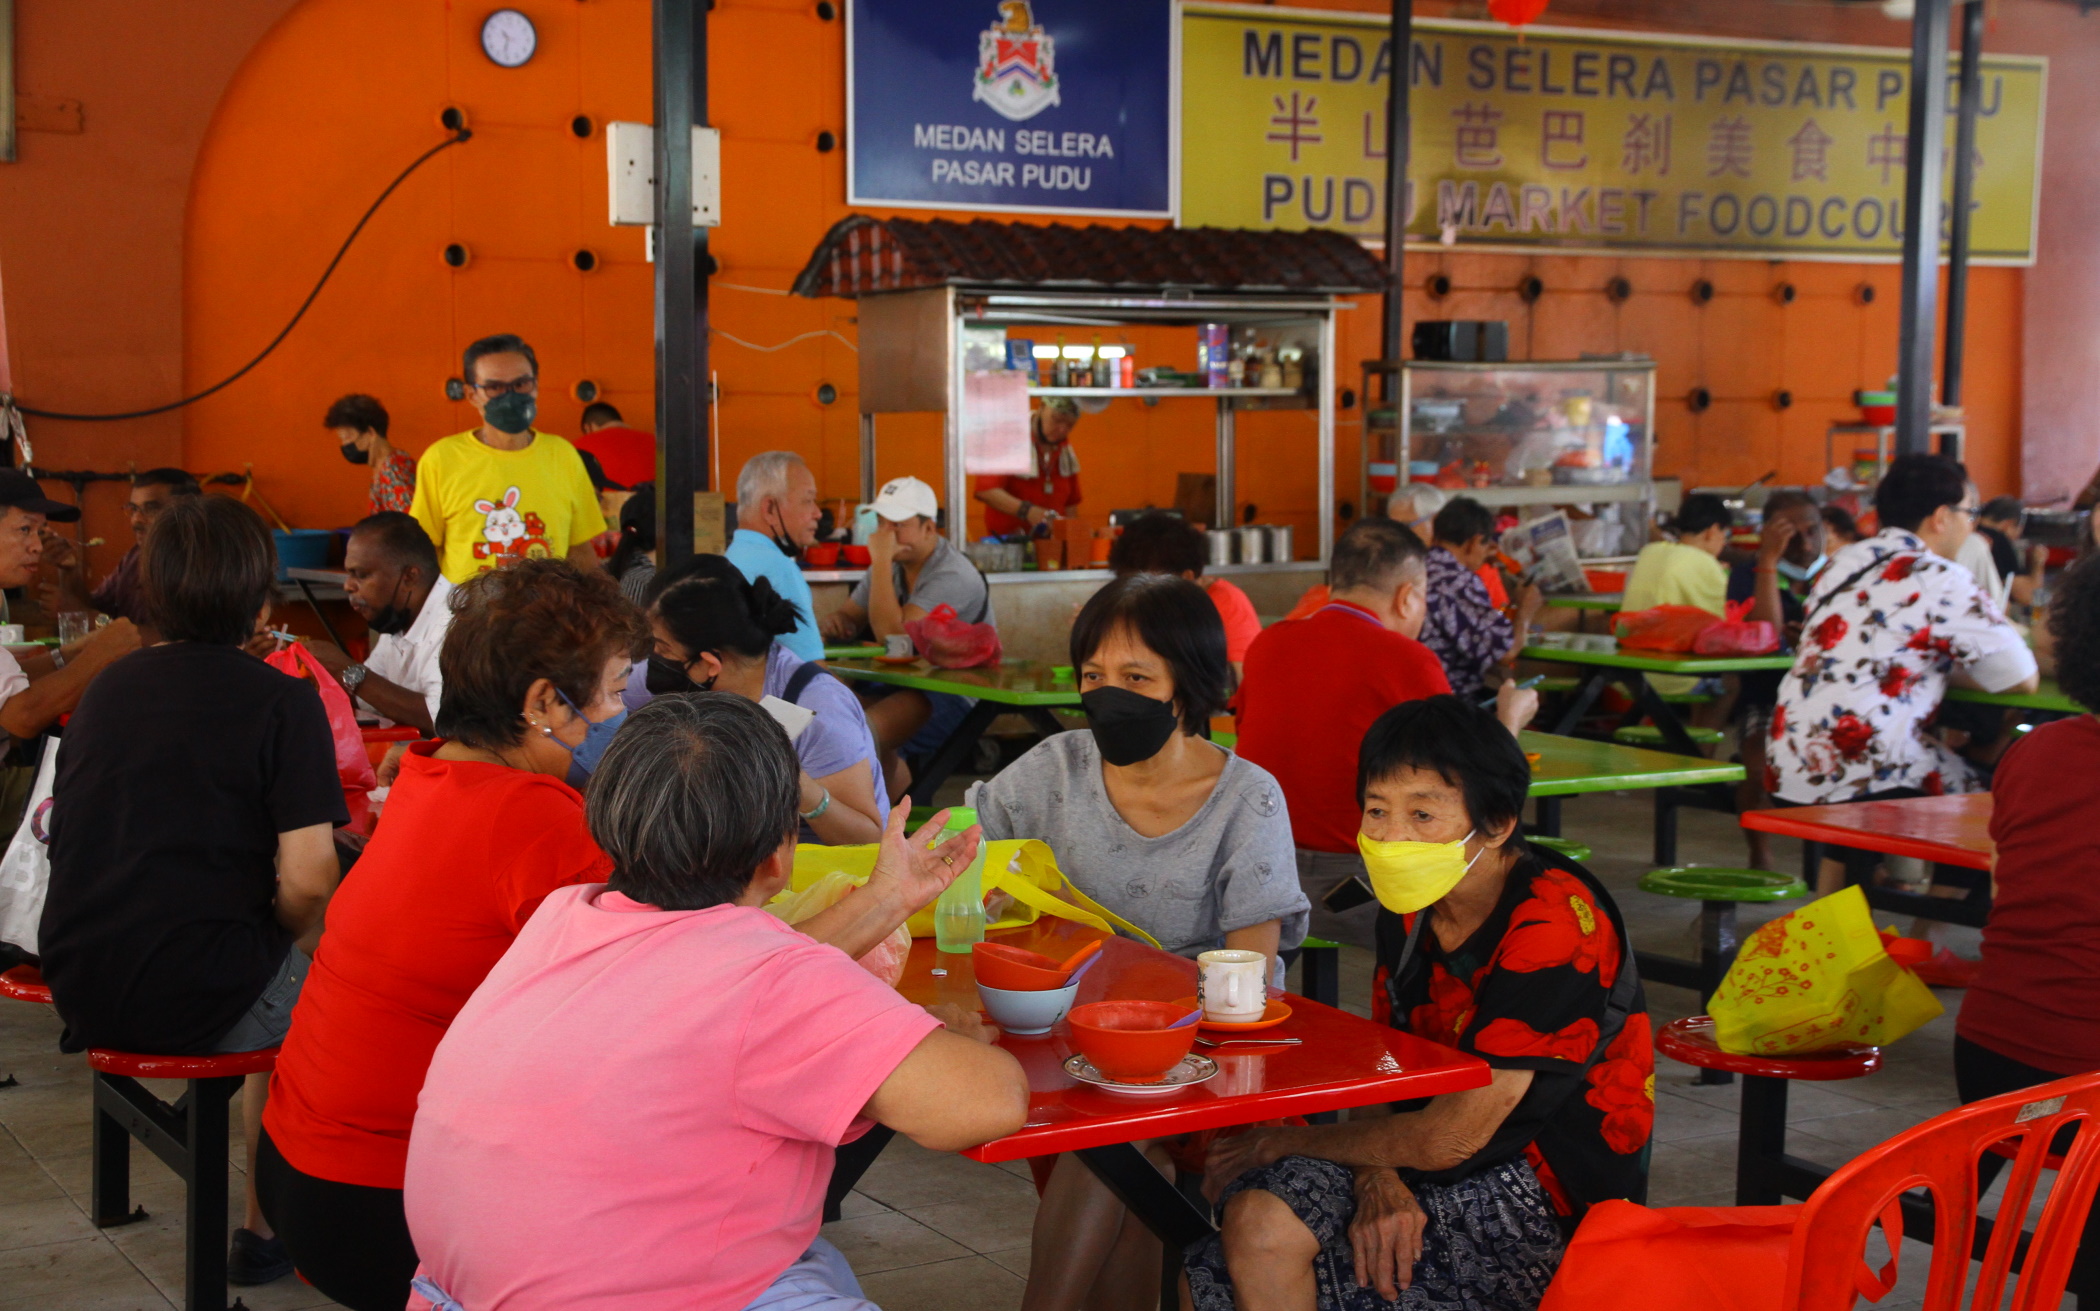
[{"x1": 973, "y1": 1, "x2": 1060, "y2": 122}]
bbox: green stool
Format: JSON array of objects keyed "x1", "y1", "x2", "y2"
[
  {"x1": 1296, "y1": 936, "x2": 1341, "y2": 1008},
  {"x1": 1657, "y1": 690, "x2": 1716, "y2": 706},
  {"x1": 1534, "y1": 676, "x2": 1581, "y2": 695},
  {"x1": 1612, "y1": 724, "x2": 1725, "y2": 748},
  {"x1": 1637, "y1": 867, "x2": 1807, "y2": 1084},
  {"x1": 906, "y1": 805, "x2": 941, "y2": 831},
  {"x1": 1528, "y1": 835, "x2": 1593, "y2": 864}
]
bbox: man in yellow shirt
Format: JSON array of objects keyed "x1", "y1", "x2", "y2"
[{"x1": 410, "y1": 334, "x2": 608, "y2": 582}]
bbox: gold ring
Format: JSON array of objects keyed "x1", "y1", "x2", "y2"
[{"x1": 941, "y1": 855, "x2": 955, "y2": 867}]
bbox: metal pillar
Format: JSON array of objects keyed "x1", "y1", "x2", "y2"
[
  {"x1": 858, "y1": 411, "x2": 878, "y2": 504},
  {"x1": 1895, "y1": 0, "x2": 1951, "y2": 457},
  {"x1": 1317, "y1": 309, "x2": 1337, "y2": 561},
  {"x1": 1214, "y1": 399, "x2": 1237, "y2": 530},
  {"x1": 654, "y1": 0, "x2": 710, "y2": 567},
  {"x1": 1942, "y1": 0, "x2": 1985, "y2": 409},
  {"x1": 1380, "y1": 0, "x2": 1414, "y2": 400}
]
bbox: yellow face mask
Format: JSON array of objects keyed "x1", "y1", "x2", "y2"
[{"x1": 1356, "y1": 829, "x2": 1481, "y2": 914}]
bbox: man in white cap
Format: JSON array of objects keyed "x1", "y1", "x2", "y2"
[{"x1": 820, "y1": 476, "x2": 995, "y2": 800}]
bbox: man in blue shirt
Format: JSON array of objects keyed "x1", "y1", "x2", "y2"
[{"x1": 724, "y1": 451, "x2": 824, "y2": 663}]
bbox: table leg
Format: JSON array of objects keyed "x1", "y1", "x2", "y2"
[
  {"x1": 905, "y1": 700, "x2": 1007, "y2": 807},
  {"x1": 1696, "y1": 900, "x2": 1739, "y2": 1087},
  {"x1": 1548, "y1": 672, "x2": 1611, "y2": 736},
  {"x1": 1533, "y1": 796, "x2": 1563, "y2": 838},
  {"x1": 825, "y1": 1125, "x2": 894, "y2": 1223},
  {"x1": 293, "y1": 577, "x2": 348, "y2": 650},
  {"x1": 1075, "y1": 1143, "x2": 1215, "y2": 1311},
  {"x1": 1627, "y1": 674, "x2": 1703, "y2": 758},
  {"x1": 1652, "y1": 789, "x2": 1680, "y2": 867},
  {"x1": 1020, "y1": 707, "x2": 1073, "y2": 739},
  {"x1": 1735, "y1": 1074, "x2": 1790, "y2": 1206}
]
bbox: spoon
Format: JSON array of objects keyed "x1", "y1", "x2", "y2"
[
  {"x1": 1196, "y1": 1036, "x2": 1303, "y2": 1047},
  {"x1": 1165, "y1": 1008, "x2": 1203, "y2": 1029},
  {"x1": 1057, "y1": 940, "x2": 1104, "y2": 975},
  {"x1": 1064, "y1": 953, "x2": 1105, "y2": 987}
]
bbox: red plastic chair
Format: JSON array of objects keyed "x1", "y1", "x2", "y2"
[
  {"x1": 1544, "y1": 1070, "x2": 2100, "y2": 1311},
  {"x1": 90, "y1": 1045, "x2": 278, "y2": 1311},
  {"x1": 0, "y1": 963, "x2": 51, "y2": 1004}
]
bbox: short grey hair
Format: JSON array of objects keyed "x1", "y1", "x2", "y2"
[
  {"x1": 736, "y1": 451, "x2": 808, "y2": 509},
  {"x1": 1039, "y1": 396, "x2": 1080, "y2": 419},
  {"x1": 1329, "y1": 518, "x2": 1429, "y2": 595},
  {"x1": 585, "y1": 693, "x2": 800, "y2": 911},
  {"x1": 1387, "y1": 485, "x2": 1447, "y2": 524}
]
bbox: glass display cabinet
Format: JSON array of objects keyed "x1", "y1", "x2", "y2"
[{"x1": 1363, "y1": 357, "x2": 1658, "y2": 561}]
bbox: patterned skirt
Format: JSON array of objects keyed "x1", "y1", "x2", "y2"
[{"x1": 1185, "y1": 1155, "x2": 1564, "y2": 1311}]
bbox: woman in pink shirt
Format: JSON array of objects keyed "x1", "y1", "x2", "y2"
[{"x1": 402, "y1": 693, "x2": 1028, "y2": 1311}]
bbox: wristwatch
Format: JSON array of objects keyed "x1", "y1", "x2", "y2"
[{"x1": 339, "y1": 663, "x2": 369, "y2": 694}]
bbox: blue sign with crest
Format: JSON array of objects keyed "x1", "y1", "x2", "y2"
[{"x1": 848, "y1": 0, "x2": 1175, "y2": 217}]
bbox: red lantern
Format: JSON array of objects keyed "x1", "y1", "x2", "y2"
[{"x1": 1487, "y1": 0, "x2": 1550, "y2": 26}]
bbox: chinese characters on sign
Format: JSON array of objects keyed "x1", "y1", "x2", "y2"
[{"x1": 1179, "y1": 8, "x2": 2044, "y2": 261}]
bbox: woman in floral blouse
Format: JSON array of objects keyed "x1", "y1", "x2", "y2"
[
  {"x1": 1189, "y1": 695, "x2": 1650, "y2": 1311},
  {"x1": 1768, "y1": 455, "x2": 2036, "y2": 899},
  {"x1": 326, "y1": 394, "x2": 418, "y2": 515}
]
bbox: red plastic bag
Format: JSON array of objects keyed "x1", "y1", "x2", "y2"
[
  {"x1": 266, "y1": 645, "x2": 378, "y2": 830},
  {"x1": 903, "y1": 604, "x2": 1002, "y2": 669},
  {"x1": 1612, "y1": 605, "x2": 1719, "y2": 653},
  {"x1": 1537, "y1": 1200, "x2": 1799, "y2": 1311},
  {"x1": 1691, "y1": 599, "x2": 1780, "y2": 656}
]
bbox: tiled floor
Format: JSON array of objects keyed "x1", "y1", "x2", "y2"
[{"x1": 0, "y1": 784, "x2": 2016, "y2": 1309}]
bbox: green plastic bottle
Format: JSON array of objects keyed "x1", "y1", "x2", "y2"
[{"x1": 933, "y1": 807, "x2": 988, "y2": 954}]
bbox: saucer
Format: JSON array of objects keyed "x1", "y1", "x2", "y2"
[
  {"x1": 1173, "y1": 995, "x2": 1293, "y2": 1032},
  {"x1": 1062, "y1": 1053, "x2": 1218, "y2": 1095}
]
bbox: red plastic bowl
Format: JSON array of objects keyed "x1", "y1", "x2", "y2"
[
  {"x1": 1066, "y1": 1000, "x2": 1198, "y2": 1083},
  {"x1": 1860, "y1": 404, "x2": 1897, "y2": 425},
  {"x1": 805, "y1": 543, "x2": 841, "y2": 567},
  {"x1": 972, "y1": 941, "x2": 1070, "y2": 991},
  {"x1": 841, "y1": 545, "x2": 872, "y2": 567}
]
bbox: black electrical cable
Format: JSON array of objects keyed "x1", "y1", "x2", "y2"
[{"x1": 14, "y1": 128, "x2": 473, "y2": 422}]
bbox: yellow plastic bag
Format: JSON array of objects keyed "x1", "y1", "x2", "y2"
[
  {"x1": 788, "y1": 839, "x2": 1160, "y2": 948},
  {"x1": 766, "y1": 870, "x2": 912, "y2": 987},
  {"x1": 1708, "y1": 885, "x2": 1943, "y2": 1055}
]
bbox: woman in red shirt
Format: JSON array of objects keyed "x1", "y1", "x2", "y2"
[
  {"x1": 1959, "y1": 552, "x2": 2100, "y2": 1300},
  {"x1": 256, "y1": 560, "x2": 649, "y2": 1309},
  {"x1": 1107, "y1": 511, "x2": 1262, "y2": 672},
  {"x1": 975, "y1": 398, "x2": 1083, "y2": 536}
]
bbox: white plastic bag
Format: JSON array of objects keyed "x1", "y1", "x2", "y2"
[
  {"x1": 0, "y1": 746, "x2": 61, "y2": 954},
  {"x1": 767, "y1": 870, "x2": 912, "y2": 986}
]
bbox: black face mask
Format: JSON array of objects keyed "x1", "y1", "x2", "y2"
[
  {"x1": 363, "y1": 576, "x2": 416, "y2": 636},
  {"x1": 645, "y1": 653, "x2": 715, "y2": 696},
  {"x1": 1080, "y1": 686, "x2": 1181, "y2": 767},
  {"x1": 339, "y1": 441, "x2": 370, "y2": 466},
  {"x1": 767, "y1": 504, "x2": 799, "y2": 559}
]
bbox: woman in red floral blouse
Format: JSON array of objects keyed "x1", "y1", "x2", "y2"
[{"x1": 1188, "y1": 696, "x2": 1650, "y2": 1311}]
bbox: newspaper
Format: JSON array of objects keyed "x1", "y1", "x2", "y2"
[{"x1": 1504, "y1": 511, "x2": 1589, "y2": 594}]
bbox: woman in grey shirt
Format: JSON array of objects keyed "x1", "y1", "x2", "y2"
[{"x1": 970, "y1": 572, "x2": 1306, "y2": 1311}]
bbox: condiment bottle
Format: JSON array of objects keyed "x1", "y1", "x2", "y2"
[{"x1": 933, "y1": 807, "x2": 989, "y2": 953}]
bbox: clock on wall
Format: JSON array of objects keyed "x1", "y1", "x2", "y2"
[{"x1": 481, "y1": 9, "x2": 537, "y2": 67}]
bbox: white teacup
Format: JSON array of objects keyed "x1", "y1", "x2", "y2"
[
  {"x1": 1197, "y1": 949, "x2": 1268, "y2": 1023},
  {"x1": 884, "y1": 634, "x2": 915, "y2": 658}
]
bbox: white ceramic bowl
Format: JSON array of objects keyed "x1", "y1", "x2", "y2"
[{"x1": 977, "y1": 979, "x2": 1081, "y2": 1036}]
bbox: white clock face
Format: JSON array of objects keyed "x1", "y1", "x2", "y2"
[{"x1": 481, "y1": 9, "x2": 537, "y2": 67}]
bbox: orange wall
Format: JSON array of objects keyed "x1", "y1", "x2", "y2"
[
  {"x1": 1, "y1": 0, "x2": 2088, "y2": 562},
  {"x1": 0, "y1": 0, "x2": 297, "y2": 581}
]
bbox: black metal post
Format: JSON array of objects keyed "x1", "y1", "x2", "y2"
[
  {"x1": 1380, "y1": 0, "x2": 1413, "y2": 400},
  {"x1": 1895, "y1": 0, "x2": 1951, "y2": 456},
  {"x1": 653, "y1": 0, "x2": 710, "y2": 567},
  {"x1": 1942, "y1": 0, "x2": 1984, "y2": 409}
]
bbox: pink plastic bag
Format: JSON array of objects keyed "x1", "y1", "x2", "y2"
[
  {"x1": 1612, "y1": 605, "x2": 1719, "y2": 653},
  {"x1": 1691, "y1": 599, "x2": 1780, "y2": 656},
  {"x1": 767, "y1": 871, "x2": 911, "y2": 986},
  {"x1": 266, "y1": 644, "x2": 378, "y2": 829},
  {"x1": 904, "y1": 603, "x2": 1002, "y2": 669}
]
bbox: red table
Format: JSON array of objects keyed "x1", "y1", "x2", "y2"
[
  {"x1": 1740, "y1": 793, "x2": 1994, "y2": 926},
  {"x1": 874, "y1": 918, "x2": 1489, "y2": 1258}
]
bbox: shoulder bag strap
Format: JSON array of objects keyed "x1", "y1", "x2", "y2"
[{"x1": 782, "y1": 660, "x2": 824, "y2": 705}]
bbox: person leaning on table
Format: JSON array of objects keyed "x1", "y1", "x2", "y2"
[
  {"x1": 0, "y1": 469, "x2": 140, "y2": 737},
  {"x1": 399, "y1": 694, "x2": 1026, "y2": 1311},
  {"x1": 301, "y1": 512, "x2": 453, "y2": 744},
  {"x1": 968, "y1": 571, "x2": 1307, "y2": 1311},
  {"x1": 1767, "y1": 457, "x2": 2036, "y2": 908},
  {"x1": 1191, "y1": 695, "x2": 1652, "y2": 1311},
  {"x1": 37, "y1": 495, "x2": 348, "y2": 1288},
  {"x1": 1236, "y1": 518, "x2": 1537, "y2": 949},
  {"x1": 818, "y1": 475, "x2": 996, "y2": 801}
]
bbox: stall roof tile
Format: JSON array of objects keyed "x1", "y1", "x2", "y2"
[{"x1": 791, "y1": 215, "x2": 1387, "y2": 298}]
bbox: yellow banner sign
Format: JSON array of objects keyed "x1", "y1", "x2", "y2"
[{"x1": 1180, "y1": 5, "x2": 2045, "y2": 262}]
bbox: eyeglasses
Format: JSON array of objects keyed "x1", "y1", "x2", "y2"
[
  {"x1": 473, "y1": 376, "x2": 538, "y2": 397},
  {"x1": 1954, "y1": 504, "x2": 1982, "y2": 519}
]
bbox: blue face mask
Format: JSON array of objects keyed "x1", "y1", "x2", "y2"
[
  {"x1": 1776, "y1": 555, "x2": 1828, "y2": 585},
  {"x1": 557, "y1": 690, "x2": 628, "y2": 789}
]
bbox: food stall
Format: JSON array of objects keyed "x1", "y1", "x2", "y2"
[{"x1": 791, "y1": 216, "x2": 1386, "y2": 656}]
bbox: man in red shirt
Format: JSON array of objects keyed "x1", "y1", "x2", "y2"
[
  {"x1": 1235, "y1": 519, "x2": 1537, "y2": 945},
  {"x1": 572, "y1": 402, "x2": 657, "y2": 490},
  {"x1": 974, "y1": 398, "x2": 1082, "y2": 536}
]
